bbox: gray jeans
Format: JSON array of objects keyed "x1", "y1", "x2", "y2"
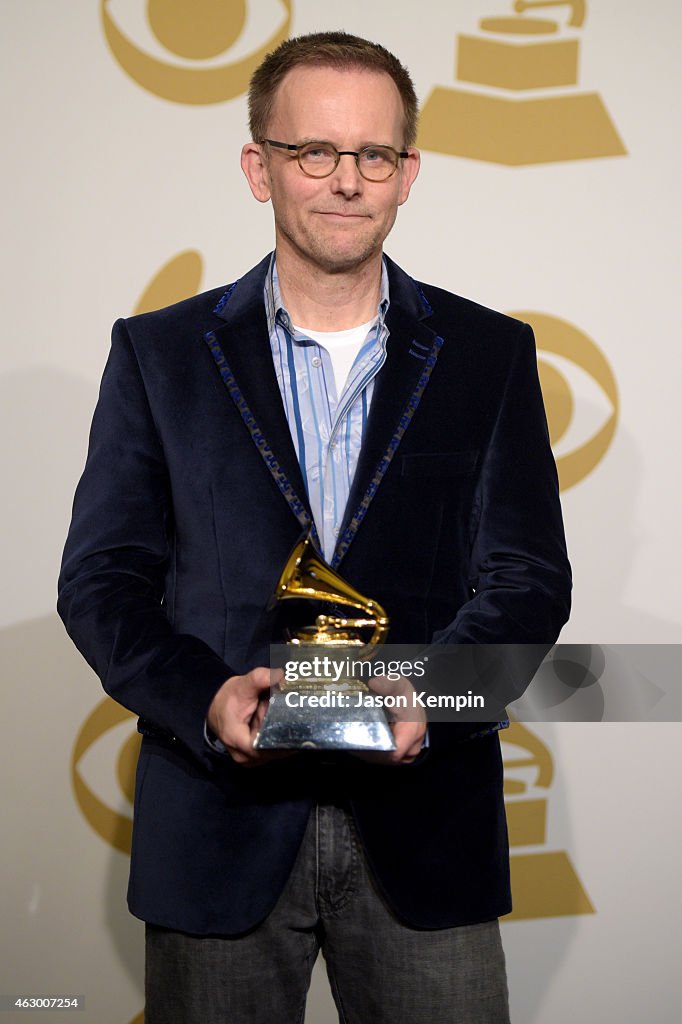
[{"x1": 145, "y1": 801, "x2": 510, "y2": 1024}]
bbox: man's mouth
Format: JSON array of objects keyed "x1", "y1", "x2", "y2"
[{"x1": 316, "y1": 211, "x2": 369, "y2": 220}]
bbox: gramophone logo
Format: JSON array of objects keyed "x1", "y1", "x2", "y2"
[
  {"x1": 502, "y1": 722, "x2": 594, "y2": 920},
  {"x1": 515, "y1": 310, "x2": 619, "y2": 490},
  {"x1": 101, "y1": 0, "x2": 292, "y2": 105},
  {"x1": 419, "y1": 0, "x2": 627, "y2": 165}
]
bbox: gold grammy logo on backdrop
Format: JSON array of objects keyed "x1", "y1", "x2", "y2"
[
  {"x1": 419, "y1": 0, "x2": 627, "y2": 165},
  {"x1": 502, "y1": 722, "x2": 594, "y2": 920},
  {"x1": 101, "y1": 0, "x2": 292, "y2": 104},
  {"x1": 514, "y1": 311, "x2": 619, "y2": 490}
]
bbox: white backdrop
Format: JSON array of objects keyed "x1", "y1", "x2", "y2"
[{"x1": 2, "y1": 2, "x2": 681, "y2": 1022}]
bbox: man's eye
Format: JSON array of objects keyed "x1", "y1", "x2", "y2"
[
  {"x1": 362, "y1": 148, "x2": 389, "y2": 163},
  {"x1": 303, "y1": 147, "x2": 333, "y2": 161}
]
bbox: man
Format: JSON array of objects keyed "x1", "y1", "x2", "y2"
[{"x1": 58, "y1": 31, "x2": 571, "y2": 1024}]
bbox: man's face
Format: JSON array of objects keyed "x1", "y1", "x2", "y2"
[{"x1": 242, "y1": 65, "x2": 420, "y2": 274}]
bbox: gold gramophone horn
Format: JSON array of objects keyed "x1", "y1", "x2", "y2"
[{"x1": 273, "y1": 532, "x2": 389, "y2": 648}]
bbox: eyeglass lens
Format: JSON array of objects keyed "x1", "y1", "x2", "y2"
[{"x1": 298, "y1": 143, "x2": 399, "y2": 180}]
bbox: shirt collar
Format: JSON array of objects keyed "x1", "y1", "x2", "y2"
[{"x1": 265, "y1": 253, "x2": 390, "y2": 339}]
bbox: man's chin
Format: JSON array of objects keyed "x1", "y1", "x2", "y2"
[{"x1": 306, "y1": 241, "x2": 381, "y2": 275}]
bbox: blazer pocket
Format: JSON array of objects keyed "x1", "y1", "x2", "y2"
[{"x1": 400, "y1": 450, "x2": 479, "y2": 478}]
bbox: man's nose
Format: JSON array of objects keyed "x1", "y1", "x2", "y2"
[{"x1": 329, "y1": 153, "x2": 363, "y2": 195}]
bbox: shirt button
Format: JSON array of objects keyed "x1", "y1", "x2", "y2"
[
  {"x1": 329, "y1": 441, "x2": 337, "y2": 450},
  {"x1": 311, "y1": 356, "x2": 321, "y2": 368},
  {"x1": 333, "y1": 526, "x2": 340, "y2": 536}
]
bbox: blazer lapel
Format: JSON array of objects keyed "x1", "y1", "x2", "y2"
[
  {"x1": 204, "y1": 256, "x2": 318, "y2": 544},
  {"x1": 333, "y1": 259, "x2": 444, "y2": 568},
  {"x1": 203, "y1": 254, "x2": 444, "y2": 564}
]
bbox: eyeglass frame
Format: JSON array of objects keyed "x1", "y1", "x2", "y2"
[{"x1": 260, "y1": 139, "x2": 410, "y2": 181}]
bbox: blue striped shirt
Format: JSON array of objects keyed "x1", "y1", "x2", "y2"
[{"x1": 265, "y1": 256, "x2": 390, "y2": 560}]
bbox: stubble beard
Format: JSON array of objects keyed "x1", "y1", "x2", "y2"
[{"x1": 277, "y1": 212, "x2": 396, "y2": 276}]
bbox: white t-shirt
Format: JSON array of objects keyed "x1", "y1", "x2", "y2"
[{"x1": 292, "y1": 319, "x2": 376, "y2": 397}]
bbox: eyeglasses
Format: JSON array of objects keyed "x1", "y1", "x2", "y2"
[{"x1": 261, "y1": 139, "x2": 409, "y2": 182}]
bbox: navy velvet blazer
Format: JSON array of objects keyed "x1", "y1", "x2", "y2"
[{"x1": 58, "y1": 254, "x2": 571, "y2": 935}]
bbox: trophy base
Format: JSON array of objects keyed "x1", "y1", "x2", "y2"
[{"x1": 253, "y1": 689, "x2": 396, "y2": 751}]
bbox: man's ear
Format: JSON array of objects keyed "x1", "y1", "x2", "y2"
[
  {"x1": 241, "y1": 142, "x2": 271, "y2": 203},
  {"x1": 398, "y1": 148, "x2": 421, "y2": 207}
]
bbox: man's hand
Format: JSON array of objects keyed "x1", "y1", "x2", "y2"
[
  {"x1": 207, "y1": 667, "x2": 290, "y2": 765},
  {"x1": 354, "y1": 674, "x2": 427, "y2": 765}
]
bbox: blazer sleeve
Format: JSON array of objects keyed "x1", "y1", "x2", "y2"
[
  {"x1": 57, "y1": 319, "x2": 234, "y2": 767},
  {"x1": 420, "y1": 322, "x2": 571, "y2": 729},
  {"x1": 438, "y1": 322, "x2": 571, "y2": 645},
  {"x1": 420, "y1": 323, "x2": 571, "y2": 744}
]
